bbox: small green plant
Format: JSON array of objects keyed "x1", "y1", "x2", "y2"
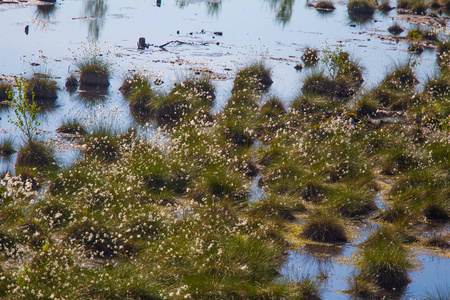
[
  {"x1": 407, "y1": 29, "x2": 423, "y2": 41},
  {"x1": 0, "y1": 81, "x2": 13, "y2": 102},
  {"x1": 5, "y1": 77, "x2": 41, "y2": 143},
  {"x1": 321, "y1": 47, "x2": 349, "y2": 80}
]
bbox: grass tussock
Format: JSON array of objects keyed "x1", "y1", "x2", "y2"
[
  {"x1": 15, "y1": 141, "x2": 57, "y2": 171},
  {"x1": 0, "y1": 138, "x2": 16, "y2": 159},
  {"x1": 77, "y1": 58, "x2": 111, "y2": 89},
  {"x1": 347, "y1": 0, "x2": 376, "y2": 21},
  {"x1": 300, "y1": 209, "x2": 348, "y2": 243},
  {"x1": 232, "y1": 62, "x2": 273, "y2": 94},
  {"x1": 26, "y1": 74, "x2": 59, "y2": 106},
  {"x1": 353, "y1": 226, "x2": 415, "y2": 291}
]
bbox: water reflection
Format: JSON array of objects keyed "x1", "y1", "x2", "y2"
[
  {"x1": 266, "y1": 0, "x2": 294, "y2": 25},
  {"x1": 76, "y1": 88, "x2": 108, "y2": 106},
  {"x1": 35, "y1": 3, "x2": 58, "y2": 21},
  {"x1": 206, "y1": 2, "x2": 222, "y2": 16},
  {"x1": 83, "y1": 0, "x2": 108, "y2": 41},
  {"x1": 176, "y1": 0, "x2": 222, "y2": 16}
]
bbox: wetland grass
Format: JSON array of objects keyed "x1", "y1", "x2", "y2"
[
  {"x1": 83, "y1": 127, "x2": 121, "y2": 162},
  {"x1": 15, "y1": 141, "x2": 57, "y2": 171},
  {"x1": 26, "y1": 74, "x2": 59, "y2": 108},
  {"x1": 56, "y1": 119, "x2": 87, "y2": 135},
  {"x1": 0, "y1": 138, "x2": 15, "y2": 159},
  {"x1": 155, "y1": 77, "x2": 215, "y2": 126},
  {"x1": 347, "y1": 0, "x2": 376, "y2": 21},
  {"x1": 3, "y1": 35, "x2": 450, "y2": 298},
  {"x1": 128, "y1": 83, "x2": 155, "y2": 123},
  {"x1": 77, "y1": 58, "x2": 111, "y2": 90},
  {"x1": 353, "y1": 226, "x2": 415, "y2": 292},
  {"x1": 232, "y1": 61, "x2": 273, "y2": 94},
  {"x1": 119, "y1": 73, "x2": 151, "y2": 98},
  {"x1": 380, "y1": 64, "x2": 419, "y2": 92},
  {"x1": 354, "y1": 94, "x2": 381, "y2": 117},
  {"x1": 300, "y1": 209, "x2": 348, "y2": 243}
]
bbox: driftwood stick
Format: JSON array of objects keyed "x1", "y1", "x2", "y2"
[{"x1": 158, "y1": 40, "x2": 209, "y2": 48}]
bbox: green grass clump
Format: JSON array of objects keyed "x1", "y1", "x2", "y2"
[
  {"x1": 380, "y1": 64, "x2": 419, "y2": 92},
  {"x1": 0, "y1": 231, "x2": 17, "y2": 257},
  {"x1": 354, "y1": 95, "x2": 381, "y2": 117},
  {"x1": 295, "y1": 276, "x2": 323, "y2": 300},
  {"x1": 56, "y1": 119, "x2": 86, "y2": 135},
  {"x1": 437, "y1": 40, "x2": 450, "y2": 70},
  {"x1": 300, "y1": 209, "x2": 348, "y2": 243},
  {"x1": 378, "y1": 0, "x2": 393, "y2": 12},
  {"x1": 77, "y1": 58, "x2": 111, "y2": 89},
  {"x1": 119, "y1": 73, "x2": 151, "y2": 98},
  {"x1": 66, "y1": 221, "x2": 124, "y2": 258},
  {"x1": 0, "y1": 138, "x2": 16, "y2": 159},
  {"x1": 26, "y1": 74, "x2": 59, "y2": 105},
  {"x1": 347, "y1": 0, "x2": 376, "y2": 21},
  {"x1": 290, "y1": 93, "x2": 332, "y2": 118},
  {"x1": 407, "y1": 29, "x2": 438, "y2": 42},
  {"x1": 15, "y1": 141, "x2": 57, "y2": 171},
  {"x1": 128, "y1": 84, "x2": 155, "y2": 123},
  {"x1": 83, "y1": 127, "x2": 120, "y2": 162},
  {"x1": 191, "y1": 166, "x2": 250, "y2": 203},
  {"x1": 259, "y1": 97, "x2": 286, "y2": 120},
  {"x1": 36, "y1": 201, "x2": 71, "y2": 229},
  {"x1": 381, "y1": 151, "x2": 417, "y2": 175},
  {"x1": 327, "y1": 186, "x2": 377, "y2": 218},
  {"x1": 423, "y1": 75, "x2": 450, "y2": 97},
  {"x1": 232, "y1": 62, "x2": 273, "y2": 94},
  {"x1": 353, "y1": 226, "x2": 414, "y2": 291},
  {"x1": 302, "y1": 72, "x2": 359, "y2": 102},
  {"x1": 154, "y1": 77, "x2": 215, "y2": 126},
  {"x1": 249, "y1": 194, "x2": 304, "y2": 222}
]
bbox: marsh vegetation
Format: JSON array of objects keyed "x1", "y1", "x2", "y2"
[{"x1": 0, "y1": 0, "x2": 449, "y2": 299}]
